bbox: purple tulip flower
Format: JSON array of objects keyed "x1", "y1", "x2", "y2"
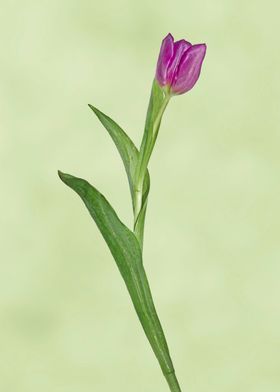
[{"x1": 156, "y1": 33, "x2": 206, "y2": 95}]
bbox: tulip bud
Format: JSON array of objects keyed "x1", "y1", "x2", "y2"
[{"x1": 156, "y1": 33, "x2": 206, "y2": 95}]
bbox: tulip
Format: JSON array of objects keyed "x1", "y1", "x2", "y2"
[
  {"x1": 60, "y1": 32, "x2": 209, "y2": 392},
  {"x1": 156, "y1": 33, "x2": 206, "y2": 95}
]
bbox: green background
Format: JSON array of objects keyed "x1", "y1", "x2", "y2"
[{"x1": 1, "y1": 1, "x2": 279, "y2": 391}]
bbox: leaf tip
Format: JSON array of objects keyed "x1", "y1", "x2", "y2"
[
  {"x1": 88, "y1": 103, "x2": 97, "y2": 113},
  {"x1": 58, "y1": 169, "x2": 64, "y2": 179},
  {"x1": 58, "y1": 170, "x2": 73, "y2": 184}
]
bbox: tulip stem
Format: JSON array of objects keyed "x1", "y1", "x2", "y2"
[
  {"x1": 165, "y1": 371, "x2": 182, "y2": 392},
  {"x1": 133, "y1": 86, "x2": 170, "y2": 226},
  {"x1": 132, "y1": 81, "x2": 182, "y2": 392}
]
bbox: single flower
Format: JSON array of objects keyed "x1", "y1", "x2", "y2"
[{"x1": 156, "y1": 33, "x2": 207, "y2": 95}]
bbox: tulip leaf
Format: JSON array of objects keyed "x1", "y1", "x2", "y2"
[
  {"x1": 58, "y1": 170, "x2": 174, "y2": 376},
  {"x1": 88, "y1": 104, "x2": 150, "y2": 246}
]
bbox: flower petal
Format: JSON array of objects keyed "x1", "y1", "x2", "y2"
[
  {"x1": 166, "y1": 39, "x2": 192, "y2": 84},
  {"x1": 155, "y1": 33, "x2": 174, "y2": 86},
  {"x1": 172, "y1": 43, "x2": 207, "y2": 94}
]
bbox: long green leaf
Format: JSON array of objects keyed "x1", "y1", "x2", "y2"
[
  {"x1": 88, "y1": 105, "x2": 138, "y2": 206},
  {"x1": 58, "y1": 170, "x2": 175, "y2": 379},
  {"x1": 88, "y1": 105, "x2": 150, "y2": 247}
]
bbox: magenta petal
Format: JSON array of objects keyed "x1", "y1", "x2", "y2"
[
  {"x1": 172, "y1": 44, "x2": 207, "y2": 94},
  {"x1": 155, "y1": 33, "x2": 174, "y2": 86},
  {"x1": 166, "y1": 39, "x2": 192, "y2": 84}
]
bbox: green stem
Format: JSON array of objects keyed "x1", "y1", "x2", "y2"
[
  {"x1": 133, "y1": 92, "x2": 170, "y2": 225},
  {"x1": 131, "y1": 82, "x2": 182, "y2": 392},
  {"x1": 165, "y1": 371, "x2": 182, "y2": 392}
]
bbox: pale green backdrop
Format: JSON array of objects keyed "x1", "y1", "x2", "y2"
[{"x1": 0, "y1": 1, "x2": 279, "y2": 391}]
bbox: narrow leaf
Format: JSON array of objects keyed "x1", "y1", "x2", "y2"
[
  {"x1": 58, "y1": 170, "x2": 175, "y2": 377},
  {"x1": 88, "y1": 104, "x2": 150, "y2": 246},
  {"x1": 88, "y1": 104, "x2": 138, "y2": 207}
]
